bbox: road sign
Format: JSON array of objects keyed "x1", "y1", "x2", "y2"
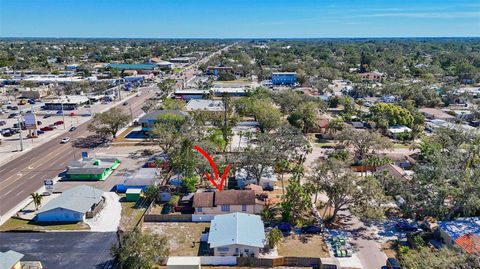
[
  {"x1": 82, "y1": 151, "x2": 89, "y2": 159},
  {"x1": 44, "y1": 179, "x2": 54, "y2": 192},
  {"x1": 23, "y1": 113, "x2": 38, "y2": 130}
]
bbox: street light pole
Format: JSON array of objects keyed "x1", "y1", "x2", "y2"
[{"x1": 17, "y1": 113, "x2": 24, "y2": 151}]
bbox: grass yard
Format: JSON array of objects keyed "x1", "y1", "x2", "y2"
[
  {"x1": 393, "y1": 143, "x2": 412, "y2": 149},
  {"x1": 277, "y1": 234, "x2": 331, "y2": 258},
  {"x1": 119, "y1": 196, "x2": 148, "y2": 230},
  {"x1": 143, "y1": 222, "x2": 210, "y2": 256},
  {"x1": 0, "y1": 217, "x2": 89, "y2": 231}
]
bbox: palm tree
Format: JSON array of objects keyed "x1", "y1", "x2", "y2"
[
  {"x1": 31, "y1": 193, "x2": 42, "y2": 210},
  {"x1": 274, "y1": 159, "x2": 290, "y2": 196}
]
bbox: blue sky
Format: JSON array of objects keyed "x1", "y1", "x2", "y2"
[{"x1": 1, "y1": 0, "x2": 479, "y2": 38}]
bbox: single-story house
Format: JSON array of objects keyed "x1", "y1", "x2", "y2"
[
  {"x1": 139, "y1": 110, "x2": 188, "y2": 133},
  {"x1": 35, "y1": 185, "x2": 104, "y2": 222},
  {"x1": 65, "y1": 157, "x2": 120, "y2": 181},
  {"x1": 186, "y1": 99, "x2": 224, "y2": 112},
  {"x1": 375, "y1": 163, "x2": 412, "y2": 182},
  {"x1": 192, "y1": 190, "x2": 259, "y2": 215},
  {"x1": 166, "y1": 256, "x2": 201, "y2": 269},
  {"x1": 437, "y1": 217, "x2": 480, "y2": 248},
  {"x1": 359, "y1": 71, "x2": 383, "y2": 82},
  {"x1": 419, "y1": 108, "x2": 455, "y2": 121},
  {"x1": 455, "y1": 233, "x2": 480, "y2": 255},
  {"x1": 235, "y1": 167, "x2": 277, "y2": 189},
  {"x1": 116, "y1": 168, "x2": 159, "y2": 193},
  {"x1": 387, "y1": 125, "x2": 412, "y2": 139},
  {"x1": 0, "y1": 250, "x2": 24, "y2": 269},
  {"x1": 208, "y1": 212, "x2": 265, "y2": 257}
]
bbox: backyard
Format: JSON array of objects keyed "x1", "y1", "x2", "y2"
[
  {"x1": 277, "y1": 234, "x2": 330, "y2": 258},
  {"x1": 143, "y1": 222, "x2": 210, "y2": 256}
]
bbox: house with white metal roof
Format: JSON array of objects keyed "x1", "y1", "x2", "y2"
[
  {"x1": 0, "y1": 250, "x2": 24, "y2": 269},
  {"x1": 35, "y1": 185, "x2": 104, "y2": 222},
  {"x1": 207, "y1": 212, "x2": 265, "y2": 257}
]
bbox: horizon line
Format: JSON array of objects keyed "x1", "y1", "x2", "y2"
[{"x1": 1, "y1": 36, "x2": 480, "y2": 40}]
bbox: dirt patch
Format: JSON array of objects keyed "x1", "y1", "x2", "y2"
[
  {"x1": 143, "y1": 222, "x2": 210, "y2": 256},
  {"x1": 277, "y1": 234, "x2": 331, "y2": 258}
]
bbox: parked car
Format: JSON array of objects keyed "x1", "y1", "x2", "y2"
[
  {"x1": 10, "y1": 106, "x2": 19, "y2": 110},
  {"x1": 276, "y1": 222, "x2": 293, "y2": 235},
  {"x1": 54, "y1": 121, "x2": 64, "y2": 126},
  {"x1": 36, "y1": 129, "x2": 45, "y2": 135},
  {"x1": 395, "y1": 221, "x2": 418, "y2": 232},
  {"x1": 386, "y1": 257, "x2": 401, "y2": 269},
  {"x1": 43, "y1": 114, "x2": 51, "y2": 118},
  {"x1": 61, "y1": 137, "x2": 71, "y2": 143},
  {"x1": 69, "y1": 126, "x2": 77, "y2": 132},
  {"x1": 123, "y1": 102, "x2": 128, "y2": 106},
  {"x1": 8, "y1": 113, "x2": 17, "y2": 118},
  {"x1": 301, "y1": 225, "x2": 322, "y2": 234},
  {"x1": 40, "y1": 126, "x2": 54, "y2": 131},
  {"x1": 70, "y1": 112, "x2": 76, "y2": 116},
  {"x1": 37, "y1": 121, "x2": 42, "y2": 125},
  {"x1": 28, "y1": 99, "x2": 36, "y2": 104},
  {"x1": 0, "y1": 121, "x2": 6, "y2": 126},
  {"x1": 56, "y1": 110, "x2": 63, "y2": 115}
]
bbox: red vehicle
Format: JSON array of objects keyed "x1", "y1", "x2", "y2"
[
  {"x1": 40, "y1": 126, "x2": 54, "y2": 131},
  {"x1": 54, "y1": 121, "x2": 64, "y2": 126},
  {"x1": 70, "y1": 112, "x2": 76, "y2": 116}
]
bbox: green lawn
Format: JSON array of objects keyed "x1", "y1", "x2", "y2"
[
  {"x1": 119, "y1": 196, "x2": 148, "y2": 230},
  {"x1": 0, "y1": 217, "x2": 90, "y2": 231}
]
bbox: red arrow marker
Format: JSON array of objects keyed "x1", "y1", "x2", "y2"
[{"x1": 194, "y1": 145, "x2": 230, "y2": 191}]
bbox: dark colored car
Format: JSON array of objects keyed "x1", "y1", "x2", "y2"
[
  {"x1": 8, "y1": 113, "x2": 17, "y2": 118},
  {"x1": 395, "y1": 221, "x2": 418, "y2": 232},
  {"x1": 386, "y1": 257, "x2": 401, "y2": 269},
  {"x1": 56, "y1": 110, "x2": 63, "y2": 114},
  {"x1": 69, "y1": 126, "x2": 77, "y2": 132},
  {"x1": 36, "y1": 129, "x2": 45, "y2": 135},
  {"x1": 276, "y1": 222, "x2": 293, "y2": 235},
  {"x1": 40, "y1": 126, "x2": 54, "y2": 131},
  {"x1": 123, "y1": 102, "x2": 128, "y2": 106},
  {"x1": 0, "y1": 121, "x2": 6, "y2": 126},
  {"x1": 54, "y1": 121, "x2": 64, "y2": 126},
  {"x1": 37, "y1": 121, "x2": 42, "y2": 126},
  {"x1": 28, "y1": 99, "x2": 36, "y2": 104},
  {"x1": 10, "y1": 106, "x2": 19, "y2": 110},
  {"x1": 301, "y1": 225, "x2": 322, "y2": 234},
  {"x1": 43, "y1": 114, "x2": 51, "y2": 118}
]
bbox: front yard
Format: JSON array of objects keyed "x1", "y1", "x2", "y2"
[
  {"x1": 0, "y1": 217, "x2": 89, "y2": 231},
  {"x1": 143, "y1": 222, "x2": 210, "y2": 256},
  {"x1": 277, "y1": 234, "x2": 330, "y2": 258}
]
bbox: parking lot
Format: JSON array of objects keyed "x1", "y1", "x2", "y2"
[{"x1": 0, "y1": 232, "x2": 117, "y2": 269}]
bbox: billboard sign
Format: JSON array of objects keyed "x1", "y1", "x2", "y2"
[
  {"x1": 23, "y1": 113, "x2": 38, "y2": 130},
  {"x1": 82, "y1": 151, "x2": 89, "y2": 159}
]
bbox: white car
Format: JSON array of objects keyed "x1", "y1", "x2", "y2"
[{"x1": 61, "y1": 137, "x2": 71, "y2": 144}]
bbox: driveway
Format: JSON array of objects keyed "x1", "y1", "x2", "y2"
[
  {"x1": 85, "y1": 192, "x2": 122, "y2": 232},
  {"x1": 0, "y1": 232, "x2": 117, "y2": 269}
]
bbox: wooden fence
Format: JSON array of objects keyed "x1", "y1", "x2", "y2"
[
  {"x1": 237, "y1": 257, "x2": 324, "y2": 268},
  {"x1": 86, "y1": 199, "x2": 105, "y2": 219}
]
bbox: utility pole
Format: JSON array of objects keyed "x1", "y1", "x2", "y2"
[
  {"x1": 61, "y1": 99, "x2": 66, "y2": 130},
  {"x1": 17, "y1": 113, "x2": 24, "y2": 151}
]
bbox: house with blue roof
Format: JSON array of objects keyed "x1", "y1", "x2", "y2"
[
  {"x1": 35, "y1": 185, "x2": 104, "y2": 222},
  {"x1": 207, "y1": 212, "x2": 265, "y2": 257},
  {"x1": 437, "y1": 217, "x2": 480, "y2": 248}
]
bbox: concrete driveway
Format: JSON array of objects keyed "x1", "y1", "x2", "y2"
[
  {"x1": 85, "y1": 192, "x2": 122, "y2": 232},
  {"x1": 0, "y1": 232, "x2": 117, "y2": 269}
]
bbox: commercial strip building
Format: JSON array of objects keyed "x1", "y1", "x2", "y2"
[
  {"x1": 271, "y1": 72, "x2": 297, "y2": 86},
  {"x1": 43, "y1": 95, "x2": 90, "y2": 110},
  {"x1": 35, "y1": 185, "x2": 104, "y2": 222},
  {"x1": 65, "y1": 157, "x2": 120, "y2": 181},
  {"x1": 208, "y1": 212, "x2": 265, "y2": 257},
  {"x1": 106, "y1": 63, "x2": 157, "y2": 71},
  {"x1": 174, "y1": 87, "x2": 248, "y2": 101},
  {"x1": 139, "y1": 110, "x2": 188, "y2": 133},
  {"x1": 186, "y1": 99, "x2": 224, "y2": 112}
]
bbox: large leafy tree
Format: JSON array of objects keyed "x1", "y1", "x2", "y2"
[
  {"x1": 338, "y1": 126, "x2": 393, "y2": 161},
  {"x1": 369, "y1": 103, "x2": 414, "y2": 130},
  {"x1": 281, "y1": 177, "x2": 312, "y2": 225},
  {"x1": 287, "y1": 101, "x2": 319, "y2": 134},
  {"x1": 88, "y1": 107, "x2": 131, "y2": 138},
  {"x1": 398, "y1": 246, "x2": 480, "y2": 269},
  {"x1": 111, "y1": 229, "x2": 170, "y2": 269}
]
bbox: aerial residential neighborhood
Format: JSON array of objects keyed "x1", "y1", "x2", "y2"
[{"x1": 0, "y1": 1, "x2": 479, "y2": 269}]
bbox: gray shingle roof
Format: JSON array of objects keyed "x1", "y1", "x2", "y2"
[{"x1": 37, "y1": 185, "x2": 104, "y2": 215}]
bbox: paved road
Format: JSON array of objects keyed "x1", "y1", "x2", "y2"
[
  {"x1": 0, "y1": 88, "x2": 156, "y2": 217},
  {"x1": 0, "y1": 45, "x2": 229, "y2": 220},
  {"x1": 0, "y1": 232, "x2": 117, "y2": 269}
]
